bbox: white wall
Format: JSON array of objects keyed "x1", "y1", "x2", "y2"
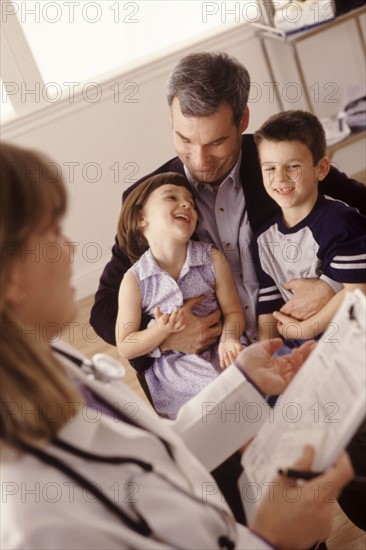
[{"x1": 2, "y1": 16, "x2": 365, "y2": 300}]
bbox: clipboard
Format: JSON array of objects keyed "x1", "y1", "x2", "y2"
[{"x1": 241, "y1": 290, "x2": 366, "y2": 521}]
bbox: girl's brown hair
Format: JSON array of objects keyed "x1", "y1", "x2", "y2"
[
  {"x1": 117, "y1": 172, "x2": 194, "y2": 263},
  {"x1": 0, "y1": 142, "x2": 81, "y2": 455}
]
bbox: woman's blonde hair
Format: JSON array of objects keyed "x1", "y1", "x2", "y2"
[{"x1": 0, "y1": 142, "x2": 81, "y2": 454}]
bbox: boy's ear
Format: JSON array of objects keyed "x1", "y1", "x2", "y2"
[{"x1": 318, "y1": 156, "x2": 331, "y2": 181}]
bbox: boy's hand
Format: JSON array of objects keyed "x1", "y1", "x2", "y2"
[
  {"x1": 218, "y1": 340, "x2": 243, "y2": 369},
  {"x1": 273, "y1": 311, "x2": 313, "y2": 340},
  {"x1": 273, "y1": 310, "x2": 302, "y2": 339},
  {"x1": 154, "y1": 306, "x2": 187, "y2": 333}
]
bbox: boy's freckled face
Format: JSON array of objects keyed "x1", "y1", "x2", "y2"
[{"x1": 258, "y1": 140, "x2": 321, "y2": 218}]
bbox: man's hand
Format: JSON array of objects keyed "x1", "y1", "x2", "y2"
[
  {"x1": 160, "y1": 296, "x2": 222, "y2": 354},
  {"x1": 281, "y1": 279, "x2": 335, "y2": 321},
  {"x1": 250, "y1": 446, "x2": 354, "y2": 550},
  {"x1": 235, "y1": 339, "x2": 315, "y2": 396}
]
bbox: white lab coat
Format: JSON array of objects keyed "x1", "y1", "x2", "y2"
[{"x1": 1, "y1": 345, "x2": 271, "y2": 550}]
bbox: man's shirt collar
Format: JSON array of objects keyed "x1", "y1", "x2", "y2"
[{"x1": 184, "y1": 151, "x2": 242, "y2": 193}]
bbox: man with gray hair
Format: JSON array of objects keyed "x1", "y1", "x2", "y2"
[
  {"x1": 92, "y1": 51, "x2": 365, "y2": 351},
  {"x1": 166, "y1": 51, "x2": 251, "y2": 127},
  {"x1": 91, "y1": 51, "x2": 366, "y2": 530}
]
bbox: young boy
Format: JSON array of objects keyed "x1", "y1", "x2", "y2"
[{"x1": 252, "y1": 110, "x2": 366, "y2": 345}]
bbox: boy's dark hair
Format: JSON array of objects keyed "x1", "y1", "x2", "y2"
[
  {"x1": 166, "y1": 51, "x2": 250, "y2": 127},
  {"x1": 117, "y1": 172, "x2": 194, "y2": 263},
  {"x1": 253, "y1": 110, "x2": 327, "y2": 164}
]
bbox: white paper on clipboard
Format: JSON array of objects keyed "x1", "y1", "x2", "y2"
[{"x1": 240, "y1": 290, "x2": 366, "y2": 522}]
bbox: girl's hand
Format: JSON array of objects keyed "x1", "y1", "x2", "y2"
[
  {"x1": 154, "y1": 306, "x2": 187, "y2": 333},
  {"x1": 218, "y1": 340, "x2": 243, "y2": 369}
]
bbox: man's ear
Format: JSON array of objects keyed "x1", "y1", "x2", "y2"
[
  {"x1": 318, "y1": 156, "x2": 331, "y2": 181},
  {"x1": 239, "y1": 107, "x2": 250, "y2": 133}
]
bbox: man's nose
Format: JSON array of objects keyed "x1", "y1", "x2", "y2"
[{"x1": 191, "y1": 146, "x2": 209, "y2": 167}]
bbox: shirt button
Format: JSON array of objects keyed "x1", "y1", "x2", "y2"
[
  {"x1": 219, "y1": 208, "x2": 224, "y2": 212},
  {"x1": 226, "y1": 242, "x2": 231, "y2": 247}
]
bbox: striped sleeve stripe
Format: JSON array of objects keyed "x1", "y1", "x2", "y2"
[
  {"x1": 330, "y1": 261, "x2": 366, "y2": 270},
  {"x1": 332, "y1": 253, "x2": 366, "y2": 261},
  {"x1": 330, "y1": 253, "x2": 366, "y2": 270},
  {"x1": 259, "y1": 286, "x2": 278, "y2": 295},
  {"x1": 259, "y1": 287, "x2": 282, "y2": 302},
  {"x1": 259, "y1": 293, "x2": 282, "y2": 302}
]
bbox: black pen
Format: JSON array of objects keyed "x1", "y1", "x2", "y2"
[
  {"x1": 278, "y1": 468, "x2": 321, "y2": 480},
  {"x1": 278, "y1": 468, "x2": 366, "y2": 485}
]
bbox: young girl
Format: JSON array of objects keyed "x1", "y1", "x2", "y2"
[{"x1": 116, "y1": 172, "x2": 245, "y2": 418}]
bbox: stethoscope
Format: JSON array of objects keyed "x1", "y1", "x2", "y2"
[
  {"x1": 51, "y1": 341, "x2": 126, "y2": 383},
  {"x1": 33, "y1": 344, "x2": 238, "y2": 549},
  {"x1": 23, "y1": 437, "x2": 236, "y2": 549}
]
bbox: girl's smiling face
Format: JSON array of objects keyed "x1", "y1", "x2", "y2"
[{"x1": 139, "y1": 184, "x2": 198, "y2": 244}]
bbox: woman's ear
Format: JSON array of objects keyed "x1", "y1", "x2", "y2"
[
  {"x1": 3, "y1": 266, "x2": 26, "y2": 307},
  {"x1": 318, "y1": 156, "x2": 331, "y2": 181},
  {"x1": 138, "y1": 216, "x2": 148, "y2": 228}
]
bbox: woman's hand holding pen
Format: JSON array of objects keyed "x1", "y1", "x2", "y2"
[{"x1": 250, "y1": 446, "x2": 354, "y2": 550}]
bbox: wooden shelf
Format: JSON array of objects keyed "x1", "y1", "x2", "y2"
[
  {"x1": 326, "y1": 130, "x2": 366, "y2": 160},
  {"x1": 256, "y1": 6, "x2": 365, "y2": 114},
  {"x1": 327, "y1": 130, "x2": 366, "y2": 158},
  {"x1": 255, "y1": 5, "x2": 365, "y2": 44}
]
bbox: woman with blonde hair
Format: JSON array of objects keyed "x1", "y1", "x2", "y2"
[
  {"x1": 0, "y1": 142, "x2": 353, "y2": 550},
  {"x1": 0, "y1": 143, "x2": 80, "y2": 451}
]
